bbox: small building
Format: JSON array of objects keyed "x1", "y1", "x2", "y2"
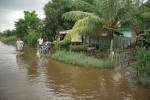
[
  {"x1": 120, "y1": 30, "x2": 137, "y2": 37},
  {"x1": 58, "y1": 30, "x2": 82, "y2": 42},
  {"x1": 58, "y1": 29, "x2": 138, "y2": 50},
  {"x1": 57, "y1": 30, "x2": 71, "y2": 41}
]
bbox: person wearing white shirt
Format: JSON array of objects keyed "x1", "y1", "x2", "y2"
[
  {"x1": 37, "y1": 37, "x2": 43, "y2": 47},
  {"x1": 16, "y1": 38, "x2": 24, "y2": 52}
]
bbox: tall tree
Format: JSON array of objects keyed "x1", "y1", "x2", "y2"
[
  {"x1": 15, "y1": 19, "x2": 28, "y2": 38},
  {"x1": 135, "y1": 0, "x2": 150, "y2": 46},
  {"x1": 43, "y1": 0, "x2": 74, "y2": 41},
  {"x1": 15, "y1": 11, "x2": 41, "y2": 38},
  {"x1": 24, "y1": 11, "x2": 41, "y2": 32}
]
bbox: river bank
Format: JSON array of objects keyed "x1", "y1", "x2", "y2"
[{"x1": 48, "y1": 50, "x2": 115, "y2": 68}]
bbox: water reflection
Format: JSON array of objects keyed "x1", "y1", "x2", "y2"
[{"x1": 0, "y1": 41, "x2": 150, "y2": 100}]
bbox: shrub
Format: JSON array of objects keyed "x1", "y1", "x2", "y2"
[
  {"x1": 70, "y1": 45, "x2": 87, "y2": 52},
  {"x1": 25, "y1": 33, "x2": 39, "y2": 47},
  {"x1": 51, "y1": 41, "x2": 59, "y2": 48},
  {"x1": 58, "y1": 40, "x2": 71, "y2": 50},
  {"x1": 134, "y1": 47, "x2": 150, "y2": 87},
  {"x1": 23, "y1": 36, "x2": 28, "y2": 43}
]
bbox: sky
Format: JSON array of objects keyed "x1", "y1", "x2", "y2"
[{"x1": 0, "y1": 0, "x2": 49, "y2": 32}]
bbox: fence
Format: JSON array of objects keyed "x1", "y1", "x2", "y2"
[
  {"x1": 110, "y1": 50, "x2": 135, "y2": 67},
  {"x1": 84, "y1": 36, "x2": 136, "y2": 49}
]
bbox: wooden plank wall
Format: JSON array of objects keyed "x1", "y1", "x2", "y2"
[{"x1": 84, "y1": 36, "x2": 136, "y2": 49}]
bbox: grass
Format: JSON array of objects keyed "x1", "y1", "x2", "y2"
[
  {"x1": 48, "y1": 51, "x2": 116, "y2": 68},
  {"x1": 0, "y1": 36, "x2": 17, "y2": 44}
]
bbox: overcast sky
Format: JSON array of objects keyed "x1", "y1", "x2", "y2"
[{"x1": 0, "y1": 0, "x2": 49, "y2": 32}]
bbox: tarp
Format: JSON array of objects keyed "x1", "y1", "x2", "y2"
[{"x1": 71, "y1": 35, "x2": 82, "y2": 42}]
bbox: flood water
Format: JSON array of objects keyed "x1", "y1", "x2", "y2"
[{"x1": 0, "y1": 41, "x2": 150, "y2": 100}]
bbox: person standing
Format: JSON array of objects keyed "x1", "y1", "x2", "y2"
[
  {"x1": 16, "y1": 38, "x2": 24, "y2": 52},
  {"x1": 37, "y1": 37, "x2": 43, "y2": 48}
]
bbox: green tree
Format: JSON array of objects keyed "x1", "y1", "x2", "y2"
[
  {"x1": 24, "y1": 11, "x2": 41, "y2": 32},
  {"x1": 43, "y1": 0, "x2": 74, "y2": 41},
  {"x1": 15, "y1": 11, "x2": 41, "y2": 39},
  {"x1": 131, "y1": 1, "x2": 150, "y2": 47},
  {"x1": 0, "y1": 29, "x2": 16, "y2": 36},
  {"x1": 63, "y1": 0, "x2": 140, "y2": 51},
  {"x1": 15, "y1": 19, "x2": 28, "y2": 38},
  {"x1": 137, "y1": 0, "x2": 150, "y2": 29}
]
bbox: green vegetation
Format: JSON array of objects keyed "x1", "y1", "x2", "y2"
[
  {"x1": 62, "y1": 0, "x2": 141, "y2": 52},
  {"x1": 14, "y1": 11, "x2": 42, "y2": 46},
  {"x1": 15, "y1": 11, "x2": 41, "y2": 39},
  {"x1": 132, "y1": 47, "x2": 150, "y2": 87},
  {"x1": 48, "y1": 51, "x2": 115, "y2": 68},
  {"x1": 23, "y1": 33, "x2": 40, "y2": 47},
  {"x1": 0, "y1": 36, "x2": 17, "y2": 44},
  {"x1": 70, "y1": 45, "x2": 87, "y2": 52},
  {"x1": 43, "y1": 0, "x2": 74, "y2": 41},
  {"x1": 58, "y1": 40, "x2": 71, "y2": 50},
  {"x1": 62, "y1": 0, "x2": 139, "y2": 36}
]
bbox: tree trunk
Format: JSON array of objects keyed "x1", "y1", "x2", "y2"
[
  {"x1": 110, "y1": 38, "x2": 114, "y2": 60},
  {"x1": 110, "y1": 38, "x2": 113, "y2": 52}
]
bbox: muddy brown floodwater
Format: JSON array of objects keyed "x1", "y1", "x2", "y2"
[{"x1": 0, "y1": 41, "x2": 150, "y2": 100}]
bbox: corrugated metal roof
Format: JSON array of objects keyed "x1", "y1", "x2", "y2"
[{"x1": 59, "y1": 30, "x2": 71, "y2": 34}]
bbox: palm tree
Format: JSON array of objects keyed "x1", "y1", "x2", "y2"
[{"x1": 63, "y1": 0, "x2": 138, "y2": 52}]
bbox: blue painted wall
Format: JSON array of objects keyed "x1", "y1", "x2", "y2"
[{"x1": 121, "y1": 30, "x2": 131, "y2": 37}]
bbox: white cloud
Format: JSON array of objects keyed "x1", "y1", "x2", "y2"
[
  {"x1": 0, "y1": 10, "x2": 24, "y2": 31},
  {"x1": 37, "y1": 12, "x2": 45, "y2": 19},
  {"x1": 0, "y1": 0, "x2": 49, "y2": 32},
  {"x1": 0, "y1": 10, "x2": 46, "y2": 31}
]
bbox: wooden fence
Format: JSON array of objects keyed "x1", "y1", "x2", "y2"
[
  {"x1": 110, "y1": 50, "x2": 134, "y2": 67},
  {"x1": 84, "y1": 36, "x2": 136, "y2": 49}
]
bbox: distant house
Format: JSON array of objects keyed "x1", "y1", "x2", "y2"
[
  {"x1": 113, "y1": 29, "x2": 139, "y2": 49},
  {"x1": 120, "y1": 30, "x2": 137, "y2": 37},
  {"x1": 58, "y1": 30, "x2": 82, "y2": 42},
  {"x1": 57, "y1": 30, "x2": 71, "y2": 41},
  {"x1": 58, "y1": 29, "x2": 138, "y2": 50}
]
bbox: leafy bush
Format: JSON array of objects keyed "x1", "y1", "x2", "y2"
[
  {"x1": 23, "y1": 36, "x2": 28, "y2": 43},
  {"x1": 24, "y1": 33, "x2": 39, "y2": 46},
  {"x1": 134, "y1": 47, "x2": 150, "y2": 87},
  {"x1": 70, "y1": 45, "x2": 87, "y2": 52},
  {"x1": 58, "y1": 40, "x2": 71, "y2": 50},
  {"x1": 51, "y1": 41, "x2": 59, "y2": 48}
]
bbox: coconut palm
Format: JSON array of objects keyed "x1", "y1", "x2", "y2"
[{"x1": 63, "y1": 0, "x2": 137, "y2": 51}]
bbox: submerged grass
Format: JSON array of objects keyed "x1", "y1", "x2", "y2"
[
  {"x1": 48, "y1": 51, "x2": 115, "y2": 68},
  {"x1": 0, "y1": 36, "x2": 17, "y2": 44}
]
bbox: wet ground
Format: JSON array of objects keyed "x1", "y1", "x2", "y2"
[{"x1": 0, "y1": 41, "x2": 150, "y2": 100}]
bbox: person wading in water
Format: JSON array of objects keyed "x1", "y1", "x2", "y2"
[{"x1": 16, "y1": 38, "x2": 24, "y2": 54}]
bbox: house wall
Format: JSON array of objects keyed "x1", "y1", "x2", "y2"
[{"x1": 84, "y1": 36, "x2": 136, "y2": 50}]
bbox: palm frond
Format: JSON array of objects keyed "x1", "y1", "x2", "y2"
[
  {"x1": 73, "y1": 15, "x2": 104, "y2": 28},
  {"x1": 70, "y1": 15, "x2": 104, "y2": 35},
  {"x1": 62, "y1": 11, "x2": 94, "y2": 21},
  {"x1": 71, "y1": 0, "x2": 97, "y2": 13}
]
